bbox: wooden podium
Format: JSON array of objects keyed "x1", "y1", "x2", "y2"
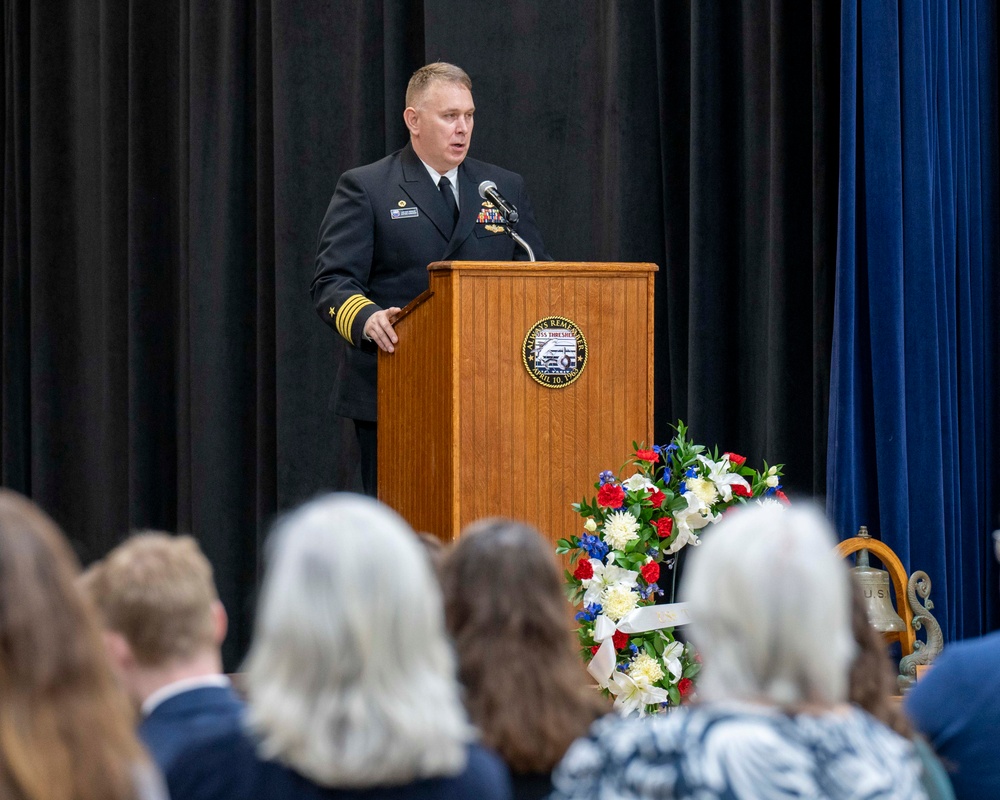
[{"x1": 378, "y1": 261, "x2": 657, "y2": 546}]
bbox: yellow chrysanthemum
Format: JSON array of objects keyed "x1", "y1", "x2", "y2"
[
  {"x1": 629, "y1": 653, "x2": 665, "y2": 686},
  {"x1": 687, "y1": 477, "x2": 718, "y2": 506},
  {"x1": 601, "y1": 583, "x2": 639, "y2": 622}
]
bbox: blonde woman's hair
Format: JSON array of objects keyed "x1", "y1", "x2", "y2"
[
  {"x1": 0, "y1": 490, "x2": 144, "y2": 800},
  {"x1": 244, "y1": 494, "x2": 472, "y2": 787},
  {"x1": 681, "y1": 503, "x2": 856, "y2": 707}
]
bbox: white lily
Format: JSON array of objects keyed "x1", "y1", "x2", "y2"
[
  {"x1": 622, "y1": 472, "x2": 655, "y2": 493},
  {"x1": 581, "y1": 557, "x2": 639, "y2": 607},
  {"x1": 608, "y1": 671, "x2": 670, "y2": 717},
  {"x1": 669, "y1": 491, "x2": 717, "y2": 546},
  {"x1": 696, "y1": 453, "x2": 751, "y2": 502},
  {"x1": 665, "y1": 527, "x2": 702, "y2": 554},
  {"x1": 662, "y1": 640, "x2": 685, "y2": 681}
]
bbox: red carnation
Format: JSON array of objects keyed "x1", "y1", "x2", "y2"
[
  {"x1": 776, "y1": 490, "x2": 791, "y2": 506},
  {"x1": 597, "y1": 483, "x2": 625, "y2": 508},
  {"x1": 590, "y1": 645, "x2": 601, "y2": 656},
  {"x1": 678, "y1": 677, "x2": 694, "y2": 698},
  {"x1": 724, "y1": 452, "x2": 747, "y2": 467},
  {"x1": 636, "y1": 448, "x2": 659, "y2": 464},
  {"x1": 573, "y1": 558, "x2": 594, "y2": 581},
  {"x1": 655, "y1": 516, "x2": 674, "y2": 539},
  {"x1": 640, "y1": 561, "x2": 660, "y2": 584},
  {"x1": 612, "y1": 631, "x2": 629, "y2": 650},
  {"x1": 732, "y1": 483, "x2": 752, "y2": 498},
  {"x1": 649, "y1": 489, "x2": 666, "y2": 508}
]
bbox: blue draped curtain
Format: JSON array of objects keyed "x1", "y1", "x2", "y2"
[{"x1": 829, "y1": 0, "x2": 998, "y2": 640}]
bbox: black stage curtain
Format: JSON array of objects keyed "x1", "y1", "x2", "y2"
[{"x1": 2, "y1": 0, "x2": 839, "y2": 665}]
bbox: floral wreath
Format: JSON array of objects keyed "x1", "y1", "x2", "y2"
[{"x1": 558, "y1": 421, "x2": 786, "y2": 716}]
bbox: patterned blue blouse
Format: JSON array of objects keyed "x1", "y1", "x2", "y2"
[{"x1": 550, "y1": 703, "x2": 928, "y2": 800}]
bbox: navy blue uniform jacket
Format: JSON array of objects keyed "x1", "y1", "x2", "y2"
[{"x1": 311, "y1": 142, "x2": 548, "y2": 421}]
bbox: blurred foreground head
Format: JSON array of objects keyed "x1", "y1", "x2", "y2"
[
  {"x1": 681, "y1": 503, "x2": 855, "y2": 708},
  {"x1": 0, "y1": 489, "x2": 143, "y2": 800},
  {"x1": 442, "y1": 518, "x2": 608, "y2": 774},
  {"x1": 83, "y1": 532, "x2": 226, "y2": 696},
  {"x1": 244, "y1": 493, "x2": 471, "y2": 788}
]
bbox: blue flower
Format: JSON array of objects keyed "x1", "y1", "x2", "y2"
[
  {"x1": 575, "y1": 603, "x2": 603, "y2": 623},
  {"x1": 598, "y1": 470, "x2": 616, "y2": 486},
  {"x1": 662, "y1": 468, "x2": 672, "y2": 484},
  {"x1": 679, "y1": 480, "x2": 687, "y2": 494},
  {"x1": 685, "y1": 466, "x2": 697, "y2": 478},
  {"x1": 617, "y1": 663, "x2": 628, "y2": 672},
  {"x1": 630, "y1": 643, "x2": 639, "y2": 654},
  {"x1": 580, "y1": 533, "x2": 610, "y2": 561}
]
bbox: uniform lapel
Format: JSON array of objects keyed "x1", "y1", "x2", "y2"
[
  {"x1": 399, "y1": 144, "x2": 452, "y2": 242},
  {"x1": 442, "y1": 161, "x2": 479, "y2": 260}
]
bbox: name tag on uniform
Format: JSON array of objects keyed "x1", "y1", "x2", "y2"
[{"x1": 390, "y1": 208, "x2": 419, "y2": 219}]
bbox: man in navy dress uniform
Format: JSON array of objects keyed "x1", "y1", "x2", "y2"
[{"x1": 311, "y1": 62, "x2": 548, "y2": 496}]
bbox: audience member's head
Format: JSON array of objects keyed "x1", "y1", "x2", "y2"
[
  {"x1": 0, "y1": 489, "x2": 145, "y2": 800},
  {"x1": 84, "y1": 532, "x2": 227, "y2": 705},
  {"x1": 243, "y1": 493, "x2": 472, "y2": 788},
  {"x1": 847, "y1": 579, "x2": 912, "y2": 737},
  {"x1": 442, "y1": 518, "x2": 608, "y2": 776},
  {"x1": 682, "y1": 503, "x2": 856, "y2": 708}
]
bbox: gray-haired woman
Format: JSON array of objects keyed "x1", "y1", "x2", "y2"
[
  {"x1": 551, "y1": 504, "x2": 928, "y2": 800},
  {"x1": 168, "y1": 494, "x2": 511, "y2": 800}
]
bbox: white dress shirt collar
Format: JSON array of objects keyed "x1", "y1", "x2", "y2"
[
  {"x1": 419, "y1": 159, "x2": 460, "y2": 208},
  {"x1": 141, "y1": 673, "x2": 231, "y2": 717}
]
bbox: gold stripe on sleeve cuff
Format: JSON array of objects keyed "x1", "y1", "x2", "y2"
[{"x1": 336, "y1": 294, "x2": 374, "y2": 342}]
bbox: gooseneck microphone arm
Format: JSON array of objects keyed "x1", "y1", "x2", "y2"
[
  {"x1": 478, "y1": 180, "x2": 536, "y2": 262},
  {"x1": 508, "y1": 230, "x2": 536, "y2": 262}
]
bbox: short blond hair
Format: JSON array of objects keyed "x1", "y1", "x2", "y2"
[
  {"x1": 405, "y1": 62, "x2": 472, "y2": 108},
  {"x1": 85, "y1": 532, "x2": 219, "y2": 666}
]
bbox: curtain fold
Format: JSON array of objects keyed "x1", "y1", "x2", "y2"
[
  {"x1": 655, "y1": 0, "x2": 838, "y2": 494},
  {"x1": 829, "y1": 0, "x2": 999, "y2": 639}
]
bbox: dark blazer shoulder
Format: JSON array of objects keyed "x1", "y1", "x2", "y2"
[{"x1": 341, "y1": 147, "x2": 412, "y2": 187}]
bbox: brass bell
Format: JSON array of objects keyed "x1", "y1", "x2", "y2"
[{"x1": 851, "y1": 527, "x2": 906, "y2": 633}]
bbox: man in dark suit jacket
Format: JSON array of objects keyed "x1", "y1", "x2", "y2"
[
  {"x1": 82, "y1": 532, "x2": 245, "y2": 773},
  {"x1": 311, "y1": 62, "x2": 548, "y2": 495}
]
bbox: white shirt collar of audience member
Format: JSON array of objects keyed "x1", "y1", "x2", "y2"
[{"x1": 141, "y1": 673, "x2": 232, "y2": 717}]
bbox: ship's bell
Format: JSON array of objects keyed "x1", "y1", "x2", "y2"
[{"x1": 851, "y1": 527, "x2": 906, "y2": 633}]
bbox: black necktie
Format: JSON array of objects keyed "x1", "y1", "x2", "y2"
[{"x1": 438, "y1": 176, "x2": 459, "y2": 235}]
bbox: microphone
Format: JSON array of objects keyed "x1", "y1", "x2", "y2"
[{"x1": 478, "y1": 180, "x2": 519, "y2": 224}]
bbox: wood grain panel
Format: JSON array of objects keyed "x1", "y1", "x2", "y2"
[
  {"x1": 381, "y1": 262, "x2": 656, "y2": 549},
  {"x1": 377, "y1": 273, "x2": 455, "y2": 539}
]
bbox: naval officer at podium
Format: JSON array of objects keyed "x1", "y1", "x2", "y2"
[{"x1": 311, "y1": 62, "x2": 548, "y2": 496}]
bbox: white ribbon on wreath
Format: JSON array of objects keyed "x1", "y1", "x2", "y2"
[{"x1": 587, "y1": 602, "x2": 694, "y2": 688}]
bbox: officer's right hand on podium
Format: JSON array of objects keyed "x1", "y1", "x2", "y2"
[{"x1": 365, "y1": 307, "x2": 401, "y2": 353}]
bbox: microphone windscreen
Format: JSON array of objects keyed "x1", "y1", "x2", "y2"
[{"x1": 478, "y1": 180, "x2": 497, "y2": 199}]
